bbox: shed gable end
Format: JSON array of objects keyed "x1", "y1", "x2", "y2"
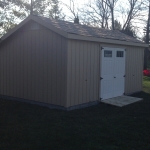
[{"x1": 0, "y1": 23, "x2": 68, "y2": 107}]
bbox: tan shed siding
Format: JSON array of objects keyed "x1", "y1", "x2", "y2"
[
  {"x1": 0, "y1": 25, "x2": 67, "y2": 107},
  {"x1": 100, "y1": 43, "x2": 144, "y2": 95},
  {"x1": 66, "y1": 40, "x2": 100, "y2": 107},
  {"x1": 125, "y1": 46, "x2": 144, "y2": 94}
]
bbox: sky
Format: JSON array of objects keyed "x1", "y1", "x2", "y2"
[
  {"x1": 62, "y1": 0, "x2": 146, "y2": 38},
  {"x1": 0, "y1": 0, "x2": 147, "y2": 38}
]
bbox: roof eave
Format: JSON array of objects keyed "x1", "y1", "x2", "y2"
[
  {"x1": 0, "y1": 15, "x2": 68, "y2": 44},
  {"x1": 1, "y1": 15, "x2": 33, "y2": 42},
  {"x1": 68, "y1": 34, "x2": 148, "y2": 48}
]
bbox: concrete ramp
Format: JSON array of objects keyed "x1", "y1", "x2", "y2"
[{"x1": 101, "y1": 96, "x2": 143, "y2": 107}]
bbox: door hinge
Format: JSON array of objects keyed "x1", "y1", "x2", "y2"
[
  {"x1": 101, "y1": 47, "x2": 104, "y2": 50},
  {"x1": 123, "y1": 75, "x2": 126, "y2": 77},
  {"x1": 100, "y1": 77, "x2": 103, "y2": 80}
]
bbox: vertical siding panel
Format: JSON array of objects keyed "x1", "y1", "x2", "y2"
[
  {"x1": 3, "y1": 46, "x2": 8, "y2": 95},
  {"x1": 27, "y1": 31, "x2": 33, "y2": 100},
  {"x1": 126, "y1": 48, "x2": 131, "y2": 93},
  {"x1": 61, "y1": 38, "x2": 67, "y2": 107},
  {"x1": 19, "y1": 32, "x2": 24, "y2": 98},
  {"x1": 47, "y1": 30, "x2": 53, "y2": 104},
  {"x1": 125, "y1": 46, "x2": 144, "y2": 94},
  {"x1": 16, "y1": 34, "x2": 20, "y2": 98},
  {"x1": 83, "y1": 41, "x2": 88, "y2": 103},
  {"x1": 1, "y1": 47, "x2": 4, "y2": 95},
  {"x1": 0, "y1": 47, "x2": 3, "y2": 95},
  {"x1": 23, "y1": 32, "x2": 29, "y2": 100},
  {"x1": 66, "y1": 41, "x2": 72, "y2": 107},
  {"x1": 2, "y1": 46, "x2": 5, "y2": 95},
  {"x1": 6, "y1": 41, "x2": 10, "y2": 96},
  {"x1": 71, "y1": 41, "x2": 76, "y2": 106},
  {"x1": 5, "y1": 43, "x2": 9, "y2": 96},
  {"x1": 56, "y1": 35, "x2": 62, "y2": 105},
  {"x1": 32, "y1": 31, "x2": 38, "y2": 102},
  {"x1": 96, "y1": 44, "x2": 100, "y2": 100},
  {"x1": 51, "y1": 32, "x2": 57, "y2": 104},
  {"x1": 135, "y1": 49, "x2": 138, "y2": 91},
  {"x1": 75, "y1": 41, "x2": 80, "y2": 105},
  {"x1": 41, "y1": 30, "x2": 48, "y2": 103},
  {"x1": 93, "y1": 44, "x2": 98, "y2": 100},
  {"x1": 78, "y1": 42, "x2": 82, "y2": 105},
  {"x1": 39, "y1": 30, "x2": 44, "y2": 102},
  {"x1": 86, "y1": 42, "x2": 91, "y2": 102},
  {"x1": 30, "y1": 31, "x2": 35, "y2": 101},
  {"x1": 43, "y1": 30, "x2": 48, "y2": 103},
  {"x1": 91, "y1": 44, "x2": 95, "y2": 100},
  {"x1": 79, "y1": 42, "x2": 84, "y2": 105},
  {"x1": 19, "y1": 34, "x2": 23, "y2": 97},
  {"x1": 17, "y1": 34, "x2": 22, "y2": 98}
]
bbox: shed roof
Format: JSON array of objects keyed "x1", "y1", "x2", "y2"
[
  {"x1": 0, "y1": 15, "x2": 148, "y2": 47},
  {"x1": 38, "y1": 16, "x2": 141, "y2": 44}
]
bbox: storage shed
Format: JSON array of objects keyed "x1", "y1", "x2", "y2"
[{"x1": 0, "y1": 15, "x2": 148, "y2": 110}]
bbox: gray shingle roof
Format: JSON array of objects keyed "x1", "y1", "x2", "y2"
[{"x1": 37, "y1": 16, "x2": 142, "y2": 44}]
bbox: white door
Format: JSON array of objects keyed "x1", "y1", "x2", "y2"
[{"x1": 100, "y1": 47, "x2": 125, "y2": 100}]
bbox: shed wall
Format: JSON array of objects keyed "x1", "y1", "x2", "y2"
[
  {"x1": 0, "y1": 22, "x2": 67, "y2": 107},
  {"x1": 67, "y1": 41, "x2": 144, "y2": 107},
  {"x1": 100, "y1": 44, "x2": 144, "y2": 94},
  {"x1": 125, "y1": 46, "x2": 144, "y2": 94},
  {"x1": 66, "y1": 40, "x2": 100, "y2": 107}
]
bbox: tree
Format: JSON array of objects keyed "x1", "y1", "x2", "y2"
[
  {"x1": 48, "y1": 0, "x2": 65, "y2": 19},
  {"x1": 0, "y1": 1, "x2": 27, "y2": 37},
  {"x1": 0, "y1": 0, "x2": 65, "y2": 37},
  {"x1": 114, "y1": 19, "x2": 122, "y2": 30},
  {"x1": 118, "y1": 0, "x2": 145, "y2": 31},
  {"x1": 79, "y1": 0, "x2": 110, "y2": 28},
  {"x1": 143, "y1": 1, "x2": 150, "y2": 69},
  {"x1": 121, "y1": 25, "x2": 136, "y2": 37},
  {"x1": 62, "y1": 0, "x2": 79, "y2": 22},
  {"x1": 104, "y1": 0, "x2": 118, "y2": 30}
]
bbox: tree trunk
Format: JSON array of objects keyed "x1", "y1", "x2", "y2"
[
  {"x1": 144, "y1": 4, "x2": 150, "y2": 69},
  {"x1": 111, "y1": 8, "x2": 114, "y2": 30},
  {"x1": 30, "y1": 0, "x2": 33, "y2": 15}
]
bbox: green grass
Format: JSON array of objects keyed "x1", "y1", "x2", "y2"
[
  {"x1": 0, "y1": 78, "x2": 150, "y2": 150},
  {"x1": 143, "y1": 76, "x2": 150, "y2": 93}
]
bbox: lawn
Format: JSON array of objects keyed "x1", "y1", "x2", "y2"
[{"x1": 0, "y1": 78, "x2": 150, "y2": 150}]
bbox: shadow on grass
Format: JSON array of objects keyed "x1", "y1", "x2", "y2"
[
  {"x1": 0, "y1": 89, "x2": 150, "y2": 149},
  {"x1": 131, "y1": 91, "x2": 150, "y2": 99}
]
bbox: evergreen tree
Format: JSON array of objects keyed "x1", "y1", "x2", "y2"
[
  {"x1": 121, "y1": 25, "x2": 136, "y2": 37},
  {"x1": 48, "y1": 0, "x2": 65, "y2": 19},
  {"x1": 114, "y1": 20, "x2": 122, "y2": 30}
]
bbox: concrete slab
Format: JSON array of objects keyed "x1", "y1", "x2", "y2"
[{"x1": 101, "y1": 96, "x2": 143, "y2": 107}]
